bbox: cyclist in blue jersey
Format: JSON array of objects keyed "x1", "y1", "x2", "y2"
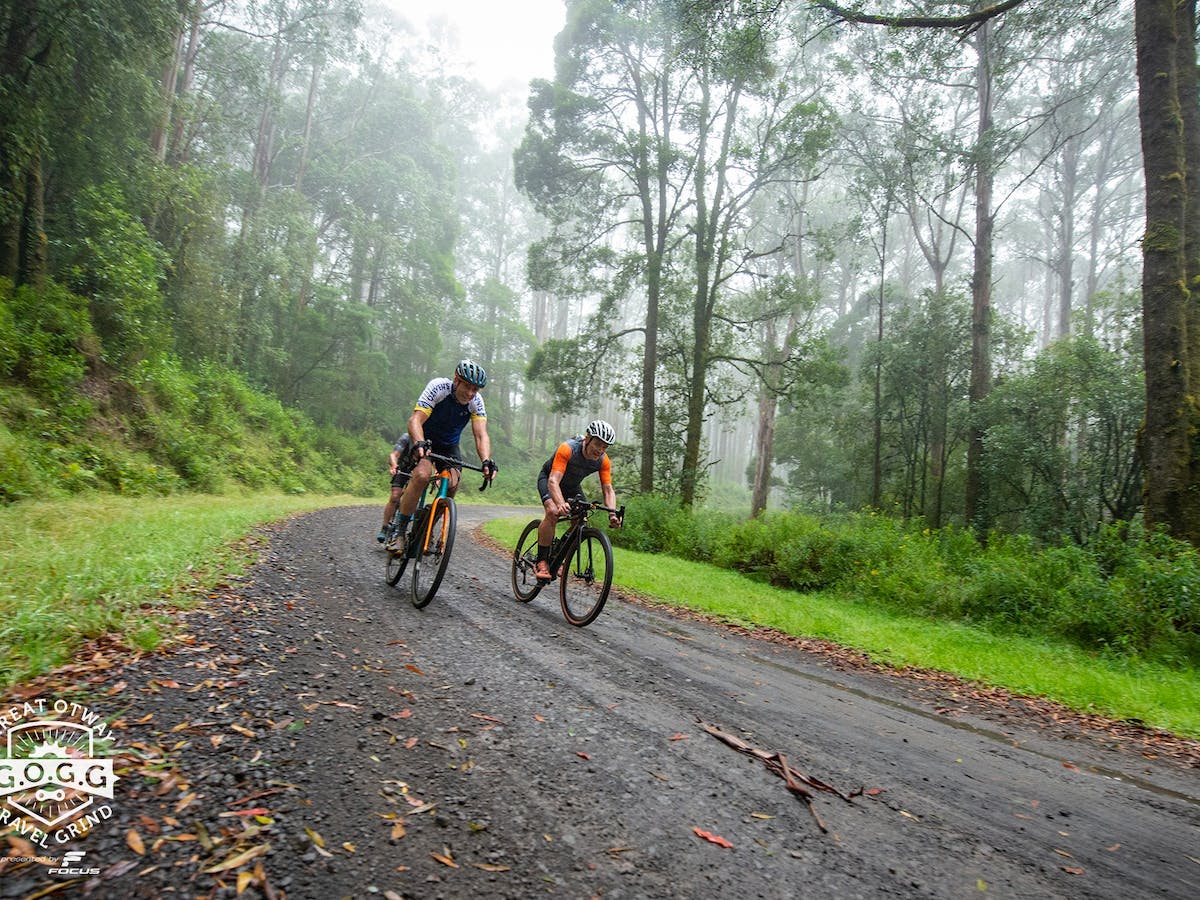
[
  {"x1": 533, "y1": 419, "x2": 621, "y2": 580},
  {"x1": 378, "y1": 359, "x2": 498, "y2": 547}
]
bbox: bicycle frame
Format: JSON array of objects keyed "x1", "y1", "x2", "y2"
[
  {"x1": 409, "y1": 467, "x2": 452, "y2": 555},
  {"x1": 386, "y1": 452, "x2": 490, "y2": 607}
]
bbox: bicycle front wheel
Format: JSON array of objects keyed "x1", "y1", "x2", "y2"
[
  {"x1": 559, "y1": 526, "x2": 613, "y2": 627},
  {"x1": 511, "y1": 519, "x2": 545, "y2": 602},
  {"x1": 411, "y1": 497, "x2": 456, "y2": 609}
]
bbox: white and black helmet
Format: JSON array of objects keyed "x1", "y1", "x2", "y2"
[
  {"x1": 454, "y1": 358, "x2": 487, "y2": 387},
  {"x1": 585, "y1": 419, "x2": 616, "y2": 444}
]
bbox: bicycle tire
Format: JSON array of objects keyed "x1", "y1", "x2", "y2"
[
  {"x1": 511, "y1": 519, "x2": 545, "y2": 602},
  {"x1": 559, "y1": 526, "x2": 613, "y2": 627},
  {"x1": 385, "y1": 544, "x2": 409, "y2": 586},
  {"x1": 411, "y1": 497, "x2": 456, "y2": 609}
]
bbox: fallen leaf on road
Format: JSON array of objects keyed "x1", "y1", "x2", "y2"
[
  {"x1": 576, "y1": 751, "x2": 590, "y2": 760},
  {"x1": 693, "y1": 828, "x2": 733, "y2": 848},
  {"x1": 473, "y1": 863, "x2": 511, "y2": 872},
  {"x1": 391, "y1": 821, "x2": 406, "y2": 840},
  {"x1": 668, "y1": 733, "x2": 688, "y2": 741},
  {"x1": 203, "y1": 842, "x2": 271, "y2": 873},
  {"x1": 1053, "y1": 849, "x2": 1074, "y2": 859},
  {"x1": 1062, "y1": 866, "x2": 1085, "y2": 875},
  {"x1": 431, "y1": 850, "x2": 458, "y2": 868},
  {"x1": 405, "y1": 664, "x2": 426, "y2": 676},
  {"x1": 127, "y1": 829, "x2": 145, "y2": 856}
]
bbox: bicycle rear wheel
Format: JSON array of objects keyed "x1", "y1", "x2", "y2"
[
  {"x1": 511, "y1": 519, "x2": 545, "y2": 602},
  {"x1": 385, "y1": 547, "x2": 409, "y2": 586},
  {"x1": 411, "y1": 497, "x2": 456, "y2": 608},
  {"x1": 559, "y1": 526, "x2": 613, "y2": 627}
]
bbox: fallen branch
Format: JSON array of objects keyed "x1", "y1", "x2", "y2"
[{"x1": 698, "y1": 719, "x2": 859, "y2": 833}]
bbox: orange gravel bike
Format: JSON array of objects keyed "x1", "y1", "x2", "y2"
[
  {"x1": 511, "y1": 496, "x2": 624, "y2": 626},
  {"x1": 385, "y1": 452, "x2": 489, "y2": 608}
]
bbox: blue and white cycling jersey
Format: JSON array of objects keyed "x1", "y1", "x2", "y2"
[{"x1": 414, "y1": 377, "x2": 487, "y2": 446}]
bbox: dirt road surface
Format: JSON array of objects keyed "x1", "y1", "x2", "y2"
[{"x1": 2, "y1": 504, "x2": 1198, "y2": 899}]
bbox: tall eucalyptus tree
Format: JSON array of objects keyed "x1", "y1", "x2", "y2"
[
  {"x1": 516, "y1": 0, "x2": 688, "y2": 494},
  {"x1": 517, "y1": 0, "x2": 834, "y2": 504}
]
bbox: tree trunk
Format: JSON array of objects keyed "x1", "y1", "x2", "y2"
[
  {"x1": 1057, "y1": 137, "x2": 1078, "y2": 339},
  {"x1": 1134, "y1": 0, "x2": 1200, "y2": 543},
  {"x1": 872, "y1": 212, "x2": 887, "y2": 509},
  {"x1": 965, "y1": 20, "x2": 995, "y2": 536},
  {"x1": 295, "y1": 56, "x2": 323, "y2": 191},
  {"x1": 18, "y1": 157, "x2": 47, "y2": 289},
  {"x1": 751, "y1": 385, "x2": 776, "y2": 517},
  {"x1": 168, "y1": 3, "x2": 202, "y2": 164}
]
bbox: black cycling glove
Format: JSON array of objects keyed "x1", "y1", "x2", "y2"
[{"x1": 482, "y1": 458, "x2": 498, "y2": 479}]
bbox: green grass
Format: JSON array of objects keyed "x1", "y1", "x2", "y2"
[
  {"x1": 0, "y1": 492, "x2": 362, "y2": 685},
  {"x1": 486, "y1": 517, "x2": 1200, "y2": 738}
]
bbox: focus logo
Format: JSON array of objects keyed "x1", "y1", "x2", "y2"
[
  {"x1": 0, "y1": 699, "x2": 119, "y2": 848},
  {"x1": 48, "y1": 849, "x2": 102, "y2": 876}
]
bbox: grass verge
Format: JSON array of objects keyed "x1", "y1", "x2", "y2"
[
  {"x1": 485, "y1": 517, "x2": 1200, "y2": 738},
  {"x1": 0, "y1": 492, "x2": 362, "y2": 686}
]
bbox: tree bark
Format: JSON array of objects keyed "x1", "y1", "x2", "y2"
[
  {"x1": 964, "y1": 20, "x2": 995, "y2": 535},
  {"x1": 1135, "y1": 0, "x2": 1199, "y2": 543}
]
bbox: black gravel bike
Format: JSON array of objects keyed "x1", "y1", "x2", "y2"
[
  {"x1": 511, "y1": 497, "x2": 624, "y2": 627},
  {"x1": 385, "y1": 453, "x2": 489, "y2": 608}
]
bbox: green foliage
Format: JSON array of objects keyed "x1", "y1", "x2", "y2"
[
  {"x1": 611, "y1": 501, "x2": 1200, "y2": 668},
  {"x1": 64, "y1": 183, "x2": 169, "y2": 365},
  {"x1": 0, "y1": 338, "x2": 380, "y2": 504},
  {"x1": 0, "y1": 277, "x2": 94, "y2": 404},
  {"x1": 981, "y1": 336, "x2": 1143, "y2": 542}
]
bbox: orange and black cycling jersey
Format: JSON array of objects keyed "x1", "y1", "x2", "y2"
[{"x1": 540, "y1": 436, "x2": 611, "y2": 495}]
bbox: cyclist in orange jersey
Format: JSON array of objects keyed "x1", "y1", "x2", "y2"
[{"x1": 534, "y1": 419, "x2": 621, "y2": 581}]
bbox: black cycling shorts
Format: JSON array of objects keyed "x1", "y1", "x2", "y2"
[{"x1": 538, "y1": 473, "x2": 586, "y2": 505}]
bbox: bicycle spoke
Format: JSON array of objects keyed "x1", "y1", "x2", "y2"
[
  {"x1": 511, "y1": 519, "x2": 544, "y2": 602},
  {"x1": 559, "y1": 527, "x2": 613, "y2": 626}
]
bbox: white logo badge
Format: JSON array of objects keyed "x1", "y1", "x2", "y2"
[{"x1": 0, "y1": 699, "x2": 119, "y2": 848}]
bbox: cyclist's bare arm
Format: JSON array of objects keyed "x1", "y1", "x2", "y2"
[
  {"x1": 602, "y1": 483, "x2": 621, "y2": 527},
  {"x1": 407, "y1": 409, "x2": 430, "y2": 454},
  {"x1": 547, "y1": 470, "x2": 571, "y2": 518},
  {"x1": 471, "y1": 417, "x2": 491, "y2": 466}
]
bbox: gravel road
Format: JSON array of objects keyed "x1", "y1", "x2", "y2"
[{"x1": 2, "y1": 503, "x2": 1197, "y2": 899}]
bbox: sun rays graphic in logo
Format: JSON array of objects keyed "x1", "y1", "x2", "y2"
[{"x1": 1, "y1": 719, "x2": 118, "y2": 830}]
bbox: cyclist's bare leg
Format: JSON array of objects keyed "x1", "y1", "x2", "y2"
[
  {"x1": 399, "y1": 459, "x2": 434, "y2": 517},
  {"x1": 537, "y1": 501, "x2": 558, "y2": 548},
  {"x1": 383, "y1": 484, "x2": 403, "y2": 529},
  {"x1": 534, "y1": 501, "x2": 559, "y2": 580}
]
